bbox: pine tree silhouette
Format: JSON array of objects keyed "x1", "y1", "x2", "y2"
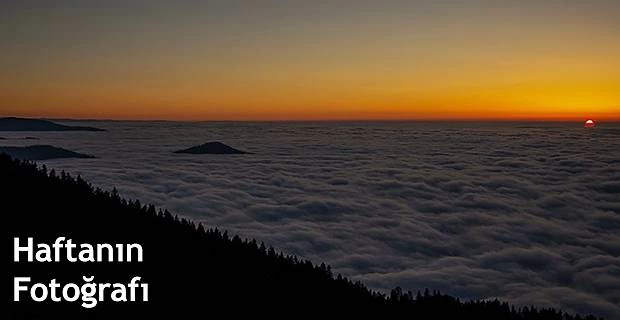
[{"x1": 0, "y1": 154, "x2": 604, "y2": 319}]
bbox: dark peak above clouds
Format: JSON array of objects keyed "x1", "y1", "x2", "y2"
[
  {"x1": 0, "y1": 145, "x2": 95, "y2": 160},
  {"x1": 29, "y1": 121, "x2": 620, "y2": 318},
  {"x1": 0, "y1": 117, "x2": 105, "y2": 131},
  {"x1": 174, "y1": 141, "x2": 249, "y2": 154}
]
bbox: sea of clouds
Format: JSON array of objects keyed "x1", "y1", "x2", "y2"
[{"x1": 2, "y1": 121, "x2": 619, "y2": 318}]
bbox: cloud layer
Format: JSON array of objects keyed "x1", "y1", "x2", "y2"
[{"x1": 4, "y1": 121, "x2": 619, "y2": 318}]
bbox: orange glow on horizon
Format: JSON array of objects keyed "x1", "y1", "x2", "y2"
[
  {"x1": 1, "y1": 2, "x2": 618, "y2": 122},
  {"x1": 2, "y1": 104, "x2": 618, "y2": 122}
]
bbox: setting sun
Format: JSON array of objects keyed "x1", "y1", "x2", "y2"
[{"x1": 2, "y1": 2, "x2": 620, "y2": 319}]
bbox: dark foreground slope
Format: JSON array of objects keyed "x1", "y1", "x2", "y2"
[{"x1": 0, "y1": 154, "x2": 600, "y2": 319}]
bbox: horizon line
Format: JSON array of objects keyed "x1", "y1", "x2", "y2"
[{"x1": 3, "y1": 115, "x2": 619, "y2": 123}]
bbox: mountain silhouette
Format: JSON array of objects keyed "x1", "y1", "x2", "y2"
[
  {"x1": 174, "y1": 141, "x2": 249, "y2": 154},
  {"x1": 0, "y1": 117, "x2": 105, "y2": 131},
  {"x1": 0, "y1": 145, "x2": 95, "y2": 160},
  {"x1": 0, "y1": 154, "x2": 601, "y2": 319}
]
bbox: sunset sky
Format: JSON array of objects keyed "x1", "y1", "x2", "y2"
[{"x1": 1, "y1": 0, "x2": 619, "y2": 121}]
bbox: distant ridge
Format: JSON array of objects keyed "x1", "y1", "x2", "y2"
[
  {"x1": 0, "y1": 117, "x2": 105, "y2": 131},
  {"x1": 0, "y1": 145, "x2": 95, "y2": 160},
  {"x1": 174, "y1": 141, "x2": 249, "y2": 154}
]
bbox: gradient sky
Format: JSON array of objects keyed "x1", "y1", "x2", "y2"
[{"x1": 1, "y1": 0, "x2": 619, "y2": 120}]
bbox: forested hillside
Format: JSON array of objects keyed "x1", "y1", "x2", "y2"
[{"x1": 0, "y1": 154, "x2": 601, "y2": 319}]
